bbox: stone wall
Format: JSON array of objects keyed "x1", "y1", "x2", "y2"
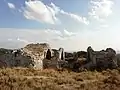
[
  {"x1": 0, "y1": 43, "x2": 67, "y2": 69},
  {"x1": 80, "y1": 46, "x2": 118, "y2": 70},
  {"x1": 0, "y1": 43, "x2": 119, "y2": 71},
  {"x1": 0, "y1": 43, "x2": 51, "y2": 69},
  {"x1": 0, "y1": 48, "x2": 33, "y2": 68},
  {"x1": 22, "y1": 43, "x2": 51, "y2": 69}
]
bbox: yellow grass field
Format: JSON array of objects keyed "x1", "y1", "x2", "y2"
[{"x1": 0, "y1": 68, "x2": 120, "y2": 90}]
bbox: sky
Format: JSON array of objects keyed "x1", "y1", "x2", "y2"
[{"x1": 0, "y1": 0, "x2": 120, "y2": 51}]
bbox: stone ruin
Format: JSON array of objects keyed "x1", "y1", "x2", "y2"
[
  {"x1": 60, "y1": 46, "x2": 120, "y2": 71},
  {"x1": 0, "y1": 43, "x2": 120, "y2": 71},
  {"x1": 0, "y1": 48, "x2": 33, "y2": 68},
  {"x1": 0, "y1": 43, "x2": 67, "y2": 69},
  {"x1": 21, "y1": 43, "x2": 67, "y2": 69},
  {"x1": 77, "y1": 46, "x2": 118, "y2": 71}
]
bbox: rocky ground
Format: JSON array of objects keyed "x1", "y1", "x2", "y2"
[{"x1": 0, "y1": 68, "x2": 120, "y2": 90}]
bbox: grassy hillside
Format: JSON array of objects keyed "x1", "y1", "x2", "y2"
[{"x1": 0, "y1": 68, "x2": 120, "y2": 90}]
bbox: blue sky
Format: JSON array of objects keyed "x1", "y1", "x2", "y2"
[
  {"x1": 0, "y1": 0, "x2": 89, "y2": 29},
  {"x1": 0, "y1": 0, "x2": 120, "y2": 51}
]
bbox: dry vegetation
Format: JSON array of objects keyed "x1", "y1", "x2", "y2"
[{"x1": 0, "y1": 68, "x2": 120, "y2": 90}]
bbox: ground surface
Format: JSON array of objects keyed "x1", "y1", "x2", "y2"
[{"x1": 0, "y1": 68, "x2": 120, "y2": 90}]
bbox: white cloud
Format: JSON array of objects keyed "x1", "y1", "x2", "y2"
[
  {"x1": 7, "y1": 2, "x2": 15, "y2": 9},
  {"x1": 0, "y1": 28, "x2": 77, "y2": 49},
  {"x1": 60, "y1": 10, "x2": 89, "y2": 25},
  {"x1": 45, "y1": 29, "x2": 62, "y2": 36},
  {"x1": 22, "y1": 1, "x2": 89, "y2": 25},
  {"x1": 50, "y1": 3, "x2": 60, "y2": 14},
  {"x1": 23, "y1": 0, "x2": 59, "y2": 24},
  {"x1": 89, "y1": 0, "x2": 114, "y2": 21},
  {"x1": 100, "y1": 24, "x2": 109, "y2": 28},
  {"x1": 50, "y1": 3, "x2": 89, "y2": 25},
  {"x1": 0, "y1": 28, "x2": 120, "y2": 51},
  {"x1": 45, "y1": 29, "x2": 77, "y2": 39},
  {"x1": 17, "y1": 38, "x2": 29, "y2": 44},
  {"x1": 8, "y1": 38, "x2": 13, "y2": 41},
  {"x1": 61, "y1": 29, "x2": 77, "y2": 38},
  {"x1": 7, "y1": 38, "x2": 29, "y2": 49}
]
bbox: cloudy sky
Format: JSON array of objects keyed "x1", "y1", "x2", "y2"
[{"x1": 0, "y1": 0, "x2": 120, "y2": 51}]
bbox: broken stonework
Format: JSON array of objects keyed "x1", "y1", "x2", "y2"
[
  {"x1": 43, "y1": 48, "x2": 67, "y2": 69},
  {"x1": 22, "y1": 43, "x2": 51, "y2": 69},
  {"x1": 22, "y1": 44, "x2": 67, "y2": 69},
  {"x1": 64, "y1": 51, "x2": 87, "y2": 70},
  {"x1": 0, "y1": 48, "x2": 33, "y2": 68},
  {"x1": 0, "y1": 43, "x2": 52, "y2": 69},
  {"x1": 0, "y1": 43, "x2": 120, "y2": 71},
  {"x1": 80, "y1": 46, "x2": 118, "y2": 70}
]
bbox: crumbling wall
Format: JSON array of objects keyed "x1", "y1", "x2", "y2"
[
  {"x1": 22, "y1": 43, "x2": 64, "y2": 69},
  {"x1": 0, "y1": 43, "x2": 51, "y2": 69},
  {"x1": 0, "y1": 49, "x2": 34, "y2": 68},
  {"x1": 80, "y1": 47, "x2": 118, "y2": 70},
  {"x1": 43, "y1": 48, "x2": 67, "y2": 69},
  {"x1": 22, "y1": 43, "x2": 51, "y2": 69},
  {"x1": 0, "y1": 43, "x2": 119, "y2": 71}
]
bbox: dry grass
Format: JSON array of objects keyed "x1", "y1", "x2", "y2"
[{"x1": 0, "y1": 68, "x2": 120, "y2": 90}]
